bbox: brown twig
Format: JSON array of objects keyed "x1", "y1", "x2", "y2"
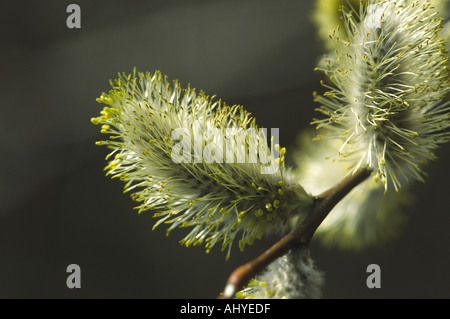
[{"x1": 218, "y1": 168, "x2": 372, "y2": 298}]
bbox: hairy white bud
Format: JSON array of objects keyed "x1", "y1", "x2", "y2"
[{"x1": 236, "y1": 246, "x2": 324, "y2": 299}]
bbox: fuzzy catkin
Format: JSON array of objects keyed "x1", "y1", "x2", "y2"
[
  {"x1": 294, "y1": 129, "x2": 410, "y2": 250},
  {"x1": 311, "y1": 0, "x2": 448, "y2": 51},
  {"x1": 92, "y1": 70, "x2": 313, "y2": 259},
  {"x1": 313, "y1": 0, "x2": 450, "y2": 192},
  {"x1": 236, "y1": 246, "x2": 324, "y2": 299}
]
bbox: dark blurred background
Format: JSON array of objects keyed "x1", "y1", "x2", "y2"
[{"x1": 0, "y1": 0, "x2": 448, "y2": 298}]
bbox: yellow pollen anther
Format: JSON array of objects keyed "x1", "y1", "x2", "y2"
[
  {"x1": 255, "y1": 209, "x2": 264, "y2": 217},
  {"x1": 273, "y1": 200, "x2": 280, "y2": 209}
]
